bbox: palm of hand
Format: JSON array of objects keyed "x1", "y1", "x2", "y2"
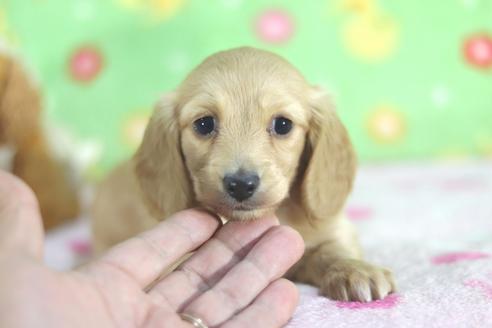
[{"x1": 0, "y1": 171, "x2": 303, "y2": 328}]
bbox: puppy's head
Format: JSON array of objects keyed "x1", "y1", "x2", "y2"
[{"x1": 135, "y1": 47, "x2": 356, "y2": 221}]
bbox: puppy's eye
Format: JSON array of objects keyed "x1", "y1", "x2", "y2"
[
  {"x1": 193, "y1": 116, "x2": 216, "y2": 136},
  {"x1": 272, "y1": 116, "x2": 293, "y2": 136}
]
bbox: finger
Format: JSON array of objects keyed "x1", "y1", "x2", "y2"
[
  {"x1": 149, "y1": 216, "x2": 279, "y2": 310},
  {"x1": 181, "y1": 225, "x2": 304, "y2": 327},
  {"x1": 81, "y1": 209, "x2": 220, "y2": 288},
  {"x1": 221, "y1": 279, "x2": 299, "y2": 328},
  {"x1": 136, "y1": 307, "x2": 189, "y2": 328},
  {"x1": 0, "y1": 170, "x2": 43, "y2": 259}
]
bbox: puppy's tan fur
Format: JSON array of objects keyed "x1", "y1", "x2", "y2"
[{"x1": 92, "y1": 47, "x2": 395, "y2": 302}]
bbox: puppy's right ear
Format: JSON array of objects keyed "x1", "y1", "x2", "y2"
[{"x1": 134, "y1": 93, "x2": 193, "y2": 219}]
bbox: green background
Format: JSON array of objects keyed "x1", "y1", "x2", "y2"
[{"x1": 1, "y1": 0, "x2": 491, "y2": 174}]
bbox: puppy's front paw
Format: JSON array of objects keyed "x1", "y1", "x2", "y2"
[{"x1": 320, "y1": 259, "x2": 395, "y2": 302}]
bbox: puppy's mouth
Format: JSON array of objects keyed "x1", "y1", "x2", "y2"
[
  {"x1": 207, "y1": 200, "x2": 280, "y2": 221},
  {"x1": 231, "y1": 203, "x2": 277, "y2": 212}
]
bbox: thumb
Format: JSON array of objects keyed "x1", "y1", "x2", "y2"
[{"x1": 0, "y1": 170, "x2": 44, "y2": 259}]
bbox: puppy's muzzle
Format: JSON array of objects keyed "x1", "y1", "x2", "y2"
[{"x1": 223, "y1": 171, "x2": 260, "y2": 202}]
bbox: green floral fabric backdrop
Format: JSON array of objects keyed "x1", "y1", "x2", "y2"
[{"x1": 1, "y1": 0, "x2": 491, "y2": 174}]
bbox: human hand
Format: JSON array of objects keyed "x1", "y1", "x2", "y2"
[{"x1": 0, "y1": 170, "x2": 304, "y2": 328}]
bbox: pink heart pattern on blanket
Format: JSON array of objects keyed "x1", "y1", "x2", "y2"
[
  {"x1": 336, "y1": 294, "x2": 400, "y2": 309},
  {"x1": 431, "y1": 252, "x2": 490, "y2": 264}
]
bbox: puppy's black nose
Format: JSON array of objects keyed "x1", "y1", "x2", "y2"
[{"x1": 223, "y1": 172, "x2": 260, "y2": 202}]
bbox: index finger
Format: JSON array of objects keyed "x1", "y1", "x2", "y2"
[
  {"x1": 0, "y1": 170, "x2": 44, "y2": 259},
  {"x1": 81, "y1": 209, "x2": 221, "y2": 289}
]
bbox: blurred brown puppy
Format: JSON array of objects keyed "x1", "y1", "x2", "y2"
[
  {"x1": 0, "y1": 53, "x2": 79, "y2": 229},
  {"x1": 93, "y1": 47, "x2": 395, "y2": 302}
]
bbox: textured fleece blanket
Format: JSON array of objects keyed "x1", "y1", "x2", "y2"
[{"x1": 45, "y1": 162, "x2": 492, "y2": 327}]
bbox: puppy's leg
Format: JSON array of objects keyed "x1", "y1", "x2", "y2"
[
  {"x1": 287, "y1": 219, "x2": 395, "y2": 302},
  {"x1": 13, "y1": 142, "x2": 80, "y2": 229}
]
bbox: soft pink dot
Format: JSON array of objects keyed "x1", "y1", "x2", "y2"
[
  {"x1": 69, "y1": 45, "x2": 104, "y2": 82},
  {"x1": 68, "y1": 239, "x2": 93, "y2": 256},
  {"x1": 254, "y1": 9, "x2": 294, "y2": 44},
  {"x1": 463, "y1": 33, "x2": 492, "y2": 69},
  {"x1": 346, "y1": 206, "x2": 373, "y2": 221},
  {"x1": 431, "y1": 251, "x2": 490, "y2": 265},
  {"x1": 336, "y1": 293, "x2": 400, "y2": 309}
]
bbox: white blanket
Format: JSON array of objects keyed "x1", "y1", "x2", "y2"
[{"x1": 45, "y1": 162, "x2": 492, "y2": 327}]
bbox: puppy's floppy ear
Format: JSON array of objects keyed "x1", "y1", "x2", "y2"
[
  {"x1": 134, "y1": 93, "x2": 193, "y2": 219},
  {"x1": 299, "y1": 87, "x2": 357, "y2": 220}
]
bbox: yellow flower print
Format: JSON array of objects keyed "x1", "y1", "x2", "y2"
[
  {"x1": 339, "y1": 0, "x2": 377, "y2": 15},
  {"x1": 117, "y1": 0, "x2": 185, "y2": 21},
  {"x1": 122, "y1": 112, "x2": 150, "y2": 149},
  {"x1": 366, "y1": 104, "x2": 406, "y2": 144},
  {"x1": 342, "y1": 12, "x2": 399, "y2": 62},
  {"x1": 475, "y1": 132, "x2": 492, "y2": 157}
]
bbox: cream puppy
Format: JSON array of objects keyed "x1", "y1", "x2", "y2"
[{"x1": 93, "y1": 47, "x2": 395, "y2": 302}]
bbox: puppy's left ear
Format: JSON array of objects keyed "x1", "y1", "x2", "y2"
[{"x1": 299, "y1": 87, "x2": 357, "y2": 220}]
